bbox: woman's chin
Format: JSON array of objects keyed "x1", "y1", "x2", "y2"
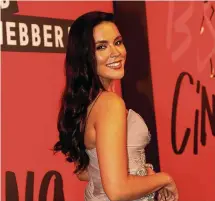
[
  {"x1": 111, "y1": 68, "x2": 124, "y2": 79},
  {"x1": 110, "y1": 71, "x2": 124, "y2": 80}
]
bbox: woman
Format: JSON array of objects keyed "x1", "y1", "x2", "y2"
[{"x1": 54, "y1": 11, "x2": 178, "y2": 201}]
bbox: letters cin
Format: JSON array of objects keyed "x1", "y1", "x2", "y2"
[{"x1": 171, "y1": 72, "x2": 215, "y2": 155}]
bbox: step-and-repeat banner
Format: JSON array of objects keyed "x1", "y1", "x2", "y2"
[
  {"x1": 1, "y1": 1, "x2": 114, "y2": 201},
  {"x1": 2, "y1": 1, "x2": 214, "y2": 201},
  {"x1": 115, "y1": 1, "x2": 214, "y2": 201},
  {"x1": 147, "y1": 2, "x2": 214, "y2": 201}
]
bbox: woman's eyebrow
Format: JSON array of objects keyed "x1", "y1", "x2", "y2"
[
  {"x1": 95, "y1": 35, "x2": 122, "y2": 44},
  {"x1": 95, "y1": 40, "x2": 108, "y2": 44},
  {"x1": 114, "y1": 35, "x2": 122, "y2": 41}
]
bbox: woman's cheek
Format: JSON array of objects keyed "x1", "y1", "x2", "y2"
[{"x1": 96, "y1": 52, "x2": 109, "y2": 64}]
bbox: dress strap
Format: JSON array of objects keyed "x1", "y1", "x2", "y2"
[{"x1": 84, "y1": 90, "x2": 103, "y2": 130}]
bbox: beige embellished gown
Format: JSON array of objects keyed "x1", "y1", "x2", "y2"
[{"x1": 84, "y1": 109, "x2": 155, "y2": 201}]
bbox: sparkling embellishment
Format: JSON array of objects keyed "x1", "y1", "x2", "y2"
[
  {"x1": 129, "y1": 146, "x2": 155, "y2": 200},
  {"x1": 134, "y1": 165, "x2": 155, "y2": 201},
  {"x1": 134, "y1": 149, "x2": 146, "y2": 167}
]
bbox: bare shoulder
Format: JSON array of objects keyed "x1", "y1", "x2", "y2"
[
  {"x1": 95, "y1": 91, "x2": 126, "y2": 116},
  {"x1": 98, "y1": 91, "x2": 125, "y2": 107}
]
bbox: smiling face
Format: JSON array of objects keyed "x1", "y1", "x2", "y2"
[{"x1": 93, "y1": 21, "x2": 127, "y2": 89}]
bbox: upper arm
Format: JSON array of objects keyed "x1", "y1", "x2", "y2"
[{"x1": 95, "y1": 92, "x2": 128, "y2": 199}]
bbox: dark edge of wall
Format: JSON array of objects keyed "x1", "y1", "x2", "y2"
[{"x1": 113, "y1": 1, "x2": 160, "y2": 172}]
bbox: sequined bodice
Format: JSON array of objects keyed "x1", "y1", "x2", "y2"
[{"x1": 85, "y1": 109, "x2": 155, "y2": 201}]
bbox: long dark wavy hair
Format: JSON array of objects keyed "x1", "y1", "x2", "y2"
[{"x1": 54, "y1": 11, "x2": 114, "y2": 174}]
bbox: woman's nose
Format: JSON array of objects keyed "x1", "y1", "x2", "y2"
[{"x1": 110, "y1": 46, "x2": 120, "y2": 58}]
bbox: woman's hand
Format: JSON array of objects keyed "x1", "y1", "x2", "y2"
[
  {"x1": 146, "y1": 167, "x2": 179, "y2": 201},
  {"x1": 157, "y1": 177, "x2": 179, "y2": 201}
]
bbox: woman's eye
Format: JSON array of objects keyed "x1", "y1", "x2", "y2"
[
  {"x1": 115, "y1": 40, "x2": 123, "y2": 45},
  {"x1": 96, "y1": 45, "x2": 106, "y2": 50}
]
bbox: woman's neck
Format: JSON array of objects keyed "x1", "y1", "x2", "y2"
[{"x1": 101, "y1": 78, "x2": 115, "y2": 92}]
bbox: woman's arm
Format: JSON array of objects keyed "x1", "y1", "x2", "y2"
[{"x1": 94, "y1": 91, "x2": 177, "y2": 201}]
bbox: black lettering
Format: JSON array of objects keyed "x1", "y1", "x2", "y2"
[
  {"x1": 26, "y1": 172, "x2": 34, "y2": 201},
  {"x1": 6, "y1": 171, "x2": 19, "y2": 201},
  {"x1": 201, "y1": 86, "x2": 215, "y2": 146},
  {"x1": 194, "y1": 109, "x2": 199, "y2": 154},
  {"x1": 39, "y1": 170, "x2": 65, "y2": 201},
  {"x1": 171, "y1": 72, "x2": 194, "y2": 154}
]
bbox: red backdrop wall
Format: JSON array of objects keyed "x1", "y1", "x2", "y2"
[
  {"x1": 2, "y1": 1, "x2": 215, "y2": 201},
  {"x1": 146, "y1": 2, "x2": 215, "y2": 201},
  {"x1": 2, "y1": 2, "x2": 117, "y2": 201}
]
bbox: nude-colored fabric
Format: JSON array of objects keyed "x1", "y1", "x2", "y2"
[{"x1": 84, "y1": 109, "x2": 155, "y2": 201}]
